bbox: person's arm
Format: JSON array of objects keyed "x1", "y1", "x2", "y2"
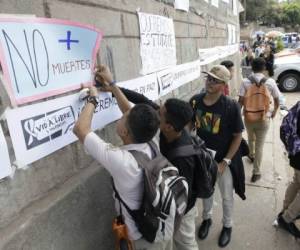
[
  {"x1": 95, "y1": 65, "x2": 131, "y2": 114},
  {"x1": 120, "y1": 87, "x2": 159, "y2": 110},
  {"x1": 73, "y1": 87, "x2": 98, "y2": 143},
  {"x1": 218, "y1": 101, "x2": 244, "y2": 174}
]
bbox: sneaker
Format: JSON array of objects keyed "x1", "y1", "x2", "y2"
[
  {"x1": 198, "y1": 219, "x2": 212, "y2": 240},
  {"x1": 251, "y1": 174, "x2": 261, "y2": 183},
  {"x1": 277, "y1": 213, "x2": 300, "y2": 238}
]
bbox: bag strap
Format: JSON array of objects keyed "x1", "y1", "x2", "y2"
[
  {"x1": 166, "y1": 136, "x2": 204, "y2": 160},
  {"x1": 129, "y1": 140, "x2": 157, "y2": 169},
  {"x1": 248, "y1": 75, "x2": 267, "y2": 87},
  {"x1": 112, "y1": 180, "x2": 135, "y2": 217}
]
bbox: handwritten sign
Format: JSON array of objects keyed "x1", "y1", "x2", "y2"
[
  {"x1": 0, "y1": 17, "x2": 102, "y2": 106},
  {"x1": 174, "y1": 0, "x2": 189, "y2": 12},
  {"x1": 157, "y1": 60, "x2": 200, "y2": 97},
  {"x1": 6, "y1": 91, "x2": 121, "y2": 165},
  {"x1": 0, "y1": 124, "x2": 12, "y2": 179},
  {"x1": 138, "y1": 12, "x2": 176, "y2": 75}
]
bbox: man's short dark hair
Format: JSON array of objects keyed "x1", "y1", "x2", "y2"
[
  {"x1": 251, "y1": 58, "x2": 266, "y2": 73},
  {"x1": 164, "y1": 98, "x2": 193, "y2": 132},
  {"x1": 221, "y1": 60, "x2": 234, "y2": 69},
  {"x1": 127, "y1": 104, "x2": 160, "y2": 143}
]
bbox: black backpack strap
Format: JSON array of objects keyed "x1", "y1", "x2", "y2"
[
  {"x1": 129, "y1": 140, "x2": 157, "y2": 169},
  {"x1": 112, "y1": 180, "x2": 135, "y2": 218},
  {"x1": 166, "y1": 136, "x2": 205, "y2": 160},
  {"x1": 166, "y1": 145, "x2": 197, "y2": 161}
]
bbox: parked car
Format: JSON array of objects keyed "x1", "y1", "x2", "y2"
[
  {"x1": 281, "y1": 36, "x2": 289, "y2": 48},
  {"x1": 273, "y1": 54, "x2": 300, "y2": 92}
]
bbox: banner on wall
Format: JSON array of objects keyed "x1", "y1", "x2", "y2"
[
  {"x1": 117, "y1": 73, "x2": 159, "y2": 101},
  {"x1": 0, "y1": 17, "x2": 102, "y2": 106},
  {"x1": 138, "y1": 12, "x2": 176, "y2": 75},
  {"x1": 6, "y1": 92, "x2": 122, "y2": 165},
  {"x1": 174, "y1": 0, "x2": 189, "y2": 12},
  {"x1": 0, "y1": 125, "x2": 12, "y2": 179},
  {"x1": 199, "y1": 44, "x2": 239, "y2": 66},
  {"x1": 157, "y1": 60, "x2": 200, "y2": 97}
]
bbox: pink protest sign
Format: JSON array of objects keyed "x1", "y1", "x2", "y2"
[{"x1": 0, "y1": 17, "x2": 102, "y2": 106}]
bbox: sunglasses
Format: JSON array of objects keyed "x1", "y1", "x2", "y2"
[{"x1": 205, "y1": 75, "x2": 224, "y2": 85}]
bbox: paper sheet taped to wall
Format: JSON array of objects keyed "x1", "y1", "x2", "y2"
[
  {"x1": 0, "y1": 124, "x2": 12, "y2": 179},
  {"x1": 0, "y1": 17, "x2": 102, "y2": 106}
]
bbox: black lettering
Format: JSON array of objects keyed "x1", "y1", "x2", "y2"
[
  {"x1": 2, "y1": 29, "x2": 37, "y2": 92},
  {"x1": 33, "y1": 29, "x2": 49, "y2": 87}
]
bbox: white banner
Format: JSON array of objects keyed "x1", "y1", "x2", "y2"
[
  {"x1": 138, "y1": 12, "x2": 176, "y2": 75},
  {"x1": 117, "y1": 73, "x2": 159, "y2": 101},
  {"x1": 199, "y1": 47, "x2": 221, "y2": 65},
  {"x1": 174, "y1": 0, "x2": 189, "y2": 12},
  {"x1": 157, "y1": 60, "x2": 200, "y2": 97},
  {"x1": 211, "y1": 0, "x2": 219, "y2": 8},
  {"x1": 199, "y1": 44, "x2": 239, "y2": 65},
  {"x1": 6, "y1": 92, "x2": 122, "y2": 165},
  {"x1": 0, "y1": 124, "x2": 12, "y2": 179}
]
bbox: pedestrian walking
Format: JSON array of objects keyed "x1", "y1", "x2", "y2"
[
  {"x1": 239, "y1": 58, "x2": 280, "y2": 182},
  {"x1": 190, "y1": 65, "x2": 246, "y2": 248},
  {"x1": 277, "y1": 101, "x2": 300, "y2": 238}
]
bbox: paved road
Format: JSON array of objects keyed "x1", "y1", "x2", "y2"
[{"x1": 194, "y1": 92, "x2": 300, "y2": 250}]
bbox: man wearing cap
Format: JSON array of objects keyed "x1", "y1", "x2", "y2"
[{"x1": 190, "y1": 65, "x2": 245, "y2": 248}]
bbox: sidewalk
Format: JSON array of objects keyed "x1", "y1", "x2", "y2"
[{"x1": 195, "y1": 109, "x2": 300, "y2": 249}]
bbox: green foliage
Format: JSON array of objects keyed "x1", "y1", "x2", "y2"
[
  {"x1": 276, "y1": 37, "x2": 284, "y2": 53},
  {"x1": 244, "y1": 0, "x2": 300, "y2": 27}
]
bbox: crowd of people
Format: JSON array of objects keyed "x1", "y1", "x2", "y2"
[{"x1": 72, "y1": 56, "x2": 300, "y2": 249}]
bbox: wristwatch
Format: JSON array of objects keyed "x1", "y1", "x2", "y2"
[
  {"x1": 87, "y1": 96, "x2": 99, "y2": 108},
  {"x1": 222, "y1": 158, "x2": 231, "y2": 166}
]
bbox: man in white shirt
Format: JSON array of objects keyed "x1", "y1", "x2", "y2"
[
  {"x1": 239, "y1": 58, "x2": 280, "y2": 182},
  {"x1": 73, "y1": 65, "x2": 171, "y2": 250}
]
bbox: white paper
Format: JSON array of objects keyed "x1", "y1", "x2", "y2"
[
  {"x1": 222, "y1": 0, "x2": 229, "y2": 3},
  {"x1": 211, "y1": 0, "x2": 219, "y2": 8},
  {"x1": 199, "y1": 44, "x2": 239, "y2": 65},
  {"x1": 157, "y1": 60, "x2": 200, "y2": 97},
  {"x1": 6, "y1": 92, "x2": 122, "y2": 165},
  {"x1": 174, "y1": 0, "x2": 189, "y2": 12},
  {"x1": 233, "y1": 0, "x2": 238, "y2": 15},
  {"x1": 227, "y1": 24, "x2": 232, "y2": 45},
  {"x1": 138, "y1": 12, "x2": 176, "y2": 75},
  {"x1": 117, "y1": 73, "x2": 159, "y2": 101},
  {"x1": 232, "y1": 25, "x2": 236, "y2": 44},
  {"x1": 0, "y1": 124, "x2": 12, "y2": 179}
]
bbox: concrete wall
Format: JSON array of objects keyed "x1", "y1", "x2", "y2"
[{"x1": 0, "y1": 1, "x2": 240, "y2": 249}]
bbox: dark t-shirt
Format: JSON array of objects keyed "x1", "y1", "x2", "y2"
[{"x1": 191, "y1": 94, "x2": 244, "y2": 162}]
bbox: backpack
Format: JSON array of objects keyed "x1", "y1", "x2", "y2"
[
  {"x1": 280, "y1": 101, "x2": 300, "y2": 156},
  {"x1": 243, "y1": 76, "x2": 271, "y2": 122},
  {"x1": 113, "y1": 141, "x2": 188, "y2": 243},
  {"x1": 165, "y1": 135, "x2": 218, "y2": 199}
]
